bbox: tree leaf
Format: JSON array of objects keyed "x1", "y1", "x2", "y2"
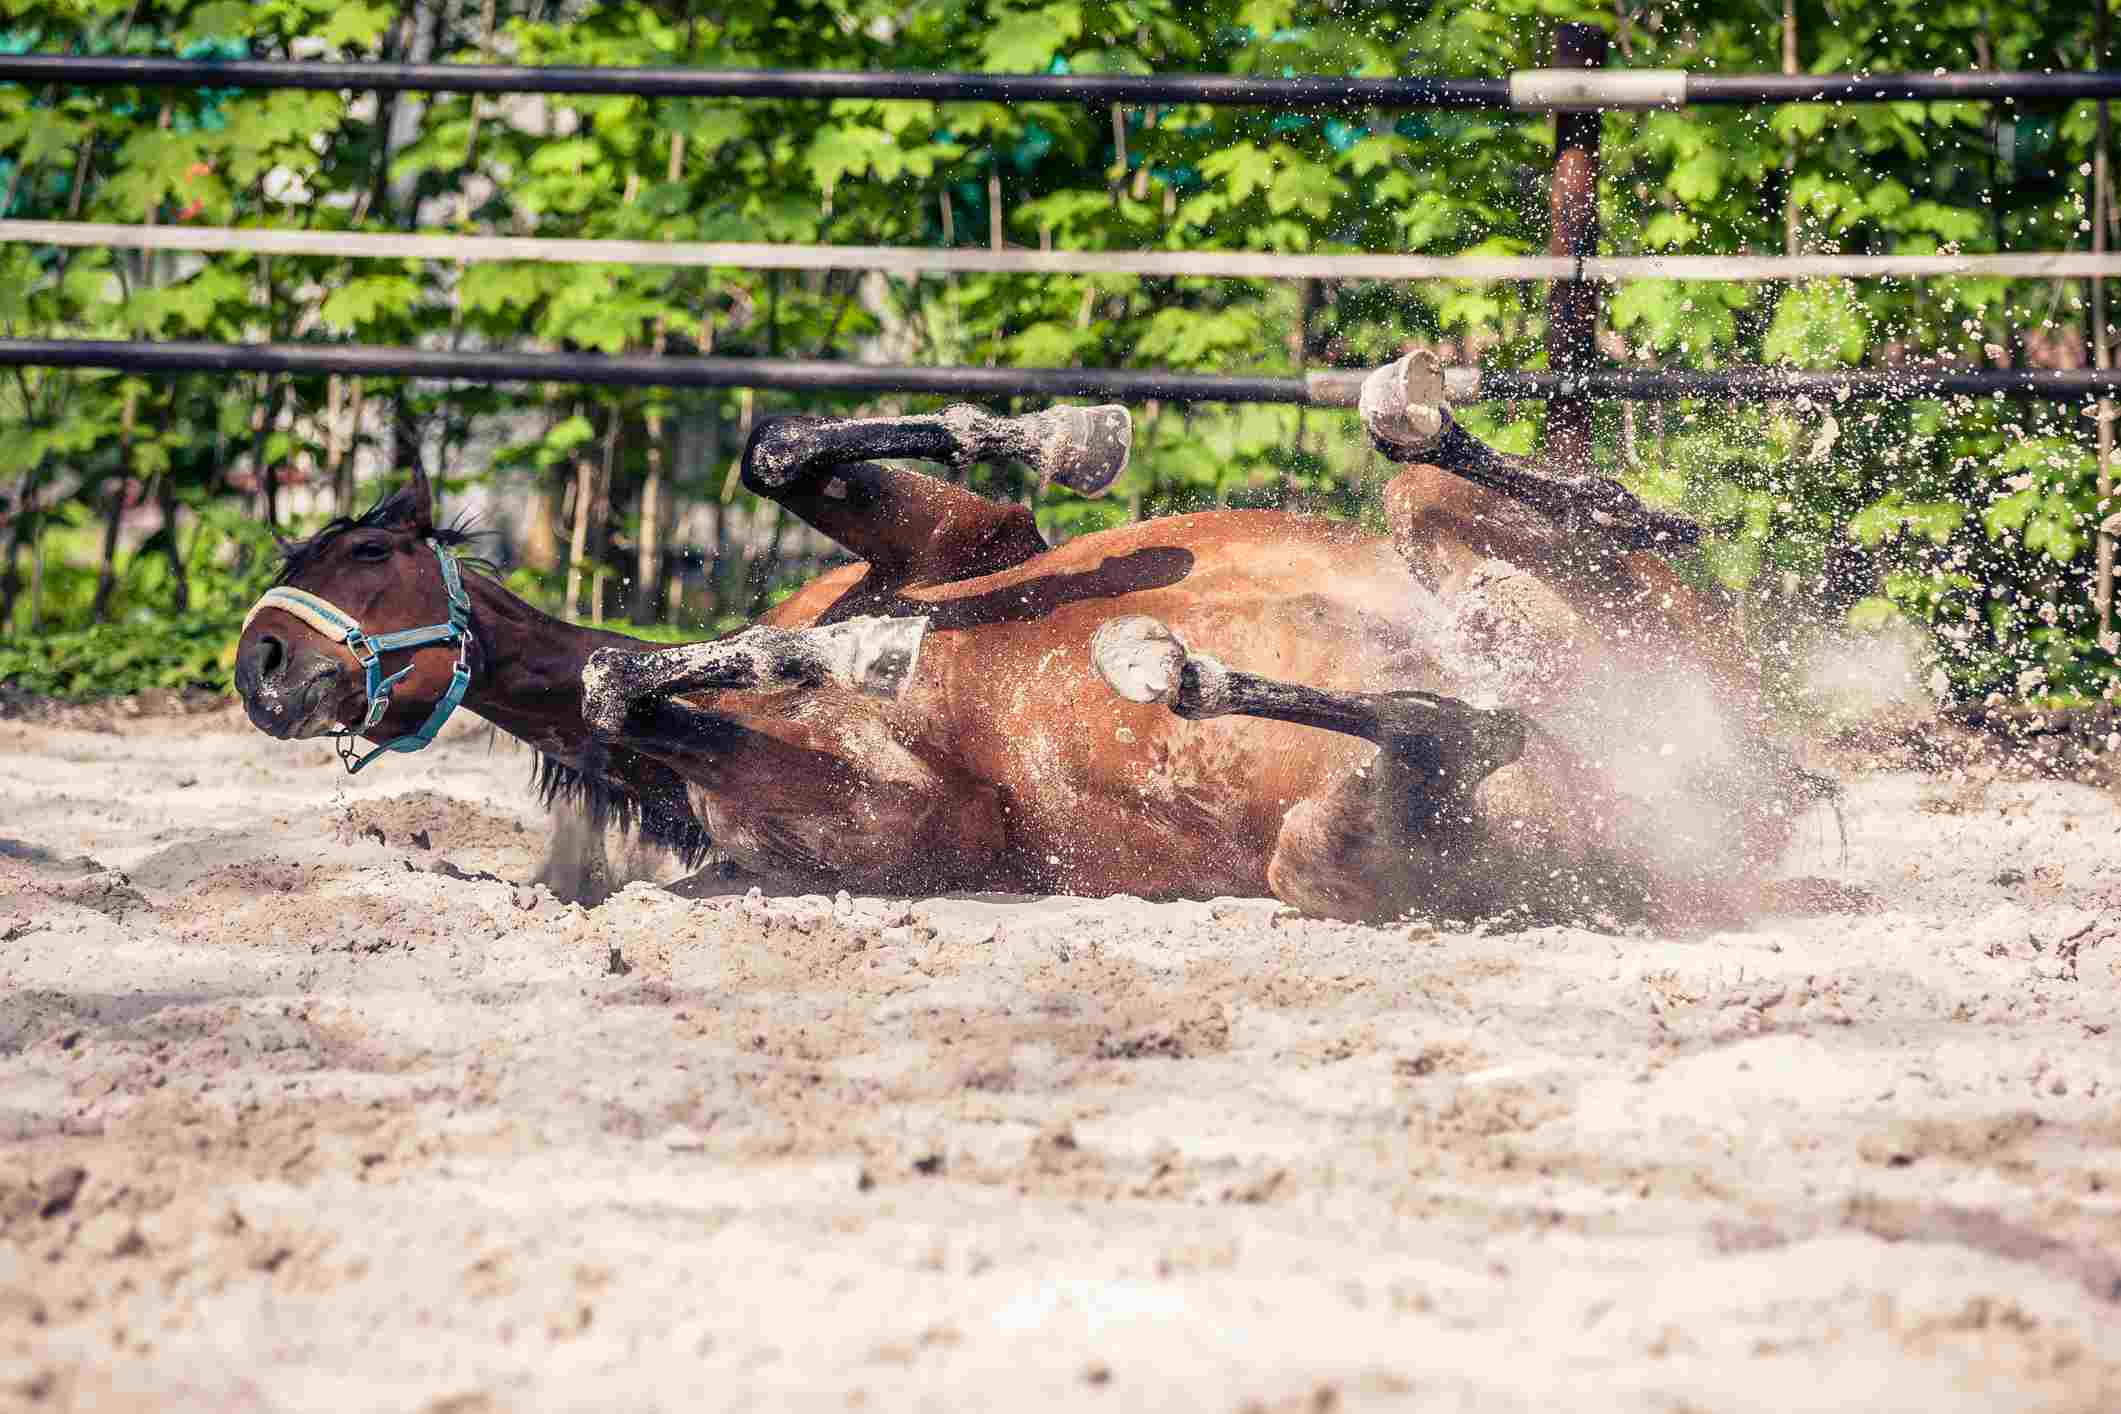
[
  {"x1": 1199, "y1": 143, "x2": 1277, "y2": 206},
  {"x1": 1763, "y1": 282, "x2": 1869, "y2": 366},
  {"x1": 1670, "y1": 152, "x2": 1724, "y2": 204},
  {"x1": 316, "y1": 275, "x2": 424, "y2": 334},
  {"x1": 980, "y1": 5, "x2": 1084, "y2": 72}
]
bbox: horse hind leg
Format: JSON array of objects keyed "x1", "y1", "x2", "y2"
[
  {"x1": 1360, "y1": 350, "x2": 1701, "y2": 553},
  {"x1": 1091, "y1": 615, "x2": 1523, "y2": 763},
  {"x1": 1090, "y1": 615, "x2": 1536, "y2": 921}
]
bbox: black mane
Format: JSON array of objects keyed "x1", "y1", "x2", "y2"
[
  {"x1": 273, "y1": 489, "x2": 484, "y2": 586},
  {"x1": 533, "y1": 751, "x2": 714, "y2": 870},
  {"x1": 276, "y1": 486, "x2": 714, "y2": 871}
]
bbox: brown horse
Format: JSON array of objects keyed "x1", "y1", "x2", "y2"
[{"x1": 235, "y1": 355, "x2": 1821, "y2": 922}]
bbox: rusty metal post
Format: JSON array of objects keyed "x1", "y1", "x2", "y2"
[
  {"x1": 1544, "y1": 22, "x2": 1608, "y2": 472},
  {"x1": 2096, "y1": 0, "x2": 2115, "y2": 653}
]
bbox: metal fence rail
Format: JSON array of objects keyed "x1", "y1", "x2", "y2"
[
  {"x1": 1, "y1": 54, "x2": 2116, "y2": 109},
  {"x1": 13, "y1": 221, "x2": 2121, "y2": 283},
  {"x1": 6, "y1": 338, "x2": 2113, "y2": 406},
  {"x1": 6, "y1": 33, "x2": 2115, "y2": 623},
  {"x1": 2, "y1": 44, "x2": 2114, "y2": 415}
]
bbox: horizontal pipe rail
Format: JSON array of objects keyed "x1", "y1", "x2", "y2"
[
  {"x1": 0, "y1": 338, "x2": 1313, "y2": 402},
  {"x1": 2, "y1": 339, "x2": 2114, "y2": 405},
  {"x1": 0, "y1": 55, "x2": 2116, "y2": 110},
  {"x1": 1485, "y1": 367, "x2": 2121, "y2": 402},
  {"x1": 13, "y1": 222, "x2": 2121, "y2": 282},
  {"x1": 1684, "y1": 72, "x2": 2121, "y2": 105}
]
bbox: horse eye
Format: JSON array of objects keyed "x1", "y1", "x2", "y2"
[{"x1": 350, "y1": 541, "x2": 392, "y2": 563}]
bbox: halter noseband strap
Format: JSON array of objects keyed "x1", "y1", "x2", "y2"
[{"x1": 242, "y1": 538, "x2": 474, "y2": 775}]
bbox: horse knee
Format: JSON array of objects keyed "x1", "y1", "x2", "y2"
[
  {"x1": 1267, "y1": 754, "x2": 1501, "y2": 923},
  {"x1": 1449, "y1": 559, "x2": 1593, "y2": 708},
  {"x1": 581, "y1": 646, "x2": 643, "y2": 743},
  {"x1": 1267, "y1": 784, "x2": 1416, "y2": 923}
]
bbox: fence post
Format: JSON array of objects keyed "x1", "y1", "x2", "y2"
[
  {"x1": 1545, "y1": 21, "x2": 1608, "y2": 473},
  {"x1": 2096, "y1": 0, "x2": 2115, "y2": 655}
]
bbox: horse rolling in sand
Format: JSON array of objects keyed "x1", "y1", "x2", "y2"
[{"x1": 234, "y1": 353, "x2": 1826, "y2": 923}]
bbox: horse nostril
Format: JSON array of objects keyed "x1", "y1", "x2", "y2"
[{"x1": 254, "y1": 633, "x2": 286, "y2": 681}]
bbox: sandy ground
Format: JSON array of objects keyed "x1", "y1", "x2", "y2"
[{"x1": 2, "y1": 705, "x2": 2119, "y2": 1412}]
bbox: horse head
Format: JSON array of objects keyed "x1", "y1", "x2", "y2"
[{"x1": 233, "y1": 465, "x2": 476, "y2": 758}]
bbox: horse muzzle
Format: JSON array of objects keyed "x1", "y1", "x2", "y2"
[{"x1": 235, "y1": 632, "x2": 351, "y2": 740}]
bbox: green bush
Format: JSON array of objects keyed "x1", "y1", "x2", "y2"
[
  {"x1": 0, "y1": 613, "x2": 242, "y2": 699},
  {"x1": 2, "y1": 0, "x2": 2117, "y2": 707}
]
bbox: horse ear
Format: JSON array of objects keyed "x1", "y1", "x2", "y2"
[{"x1": 402, "y1": 464, "x2": 437, "y2": 534}]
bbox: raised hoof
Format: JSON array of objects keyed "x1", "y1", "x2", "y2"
[
  {"x1": 740, "y1": 414, "x2": 824, "y2": 491},
  {"x1": 1359, "y1": 350, "x2": 1449, "y2": 458},
  {"x1": 1090, "y1": 615, "x2": 1188, "y2": 704},
  {"x1": 1025, "y1": 405, "x2": 1132, "y2": 497}
]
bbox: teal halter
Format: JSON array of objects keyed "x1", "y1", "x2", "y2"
[{"x1": 242, "y1": 538, "x2": 474, "y2": 774}]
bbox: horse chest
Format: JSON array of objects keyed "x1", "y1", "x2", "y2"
[{"x1": 679, "y1": 705, "x2": 998, "y2": 890}]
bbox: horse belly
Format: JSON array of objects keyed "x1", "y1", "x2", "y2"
[{"x1": 916, "y1": 568, "x2": 1433, "y2": 899}]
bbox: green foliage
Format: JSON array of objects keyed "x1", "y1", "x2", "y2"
[
  {"x1": 1762, "y1": 283, "x2": 1870, "y2": 367},
  {"x1": 0, "y1": 612, "x2": 241, "y2": 696},
  {"x1": 1982, "y1": 438, "x2": 2100, "y2": 565},
  {"x1": 0, "y1": 0, "x2": 2117, "y2": 709}
]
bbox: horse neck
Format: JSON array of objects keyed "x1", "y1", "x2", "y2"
[{"x1": 459, "y1": 571, "x2": 647, "y2": 764}]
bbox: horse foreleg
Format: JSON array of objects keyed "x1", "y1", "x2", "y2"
[
  {"x1": 1091, "y1": 614, "x2": 1648, "y2": 921},
  {"x1": 741, "y1": 405, "x2": 1131, "y2": 589},
  {"x1": 1092, "y1": 614, "x2": 1538, "y2": 920},
  {"x1": 586, "y1": 629, "x2": 1002, "y2": 894},
  {"x1": 1360, "y1": 351, "x2": 1702, "y2": 553},
  {"x1": 1092, "y1": 613, "x2": 1526, "y2": 789},
  {"x1": 745, "y1": 403, "x2": 1132, "y2": 496},
  {"x1": 582, "y1": 616, "x2": 929, "y2": 744}
]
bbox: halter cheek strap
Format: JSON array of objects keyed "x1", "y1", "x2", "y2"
[{"x1": 242, "y1": 539, "x2": 474, "y2": 775}]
